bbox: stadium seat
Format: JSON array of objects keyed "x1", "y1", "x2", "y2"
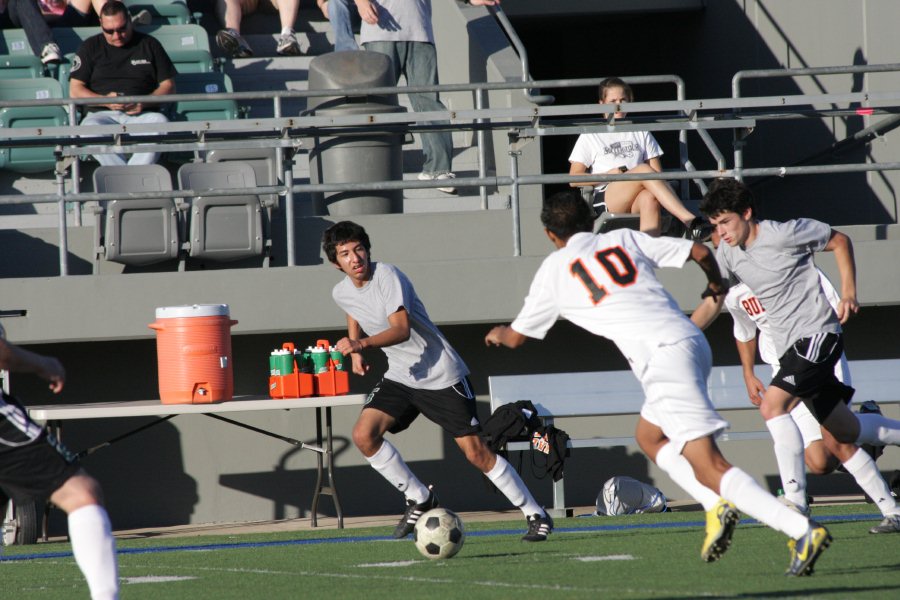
[
  {"x1": 170, "y1": 72, "x2": 240, "y2": 121},
  {"x1": 93, "y1": 164, "x2": 183, "y2": 267},
  {"x1": 205, "y1": 147, "x2": 278, "y2": 208},
  {"x1": 0, "y1": 78, "x2": 69, "y2": 173},
  {"x1": 0, "y1": 55, "x2": 44, "y2": 79},
  {"x1": 123, "y1": 0, "x2": 194, "y2": 25},
  {"x1": 167, "y1": 49, "x2": 217, "y2": 74},
  {"x1": 54, "y1": 24, "x2": 210, "y2": 56},
  {"x1": 0, "y1": 29, "x2": 32, "y2": 57},
  {"x1": 177, "y1": 161, "x2": 265, "y2": 262}
]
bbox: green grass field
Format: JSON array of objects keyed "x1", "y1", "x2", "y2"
[{"x1": 2, "y1": 504, "x2": 898, "y2": 599}]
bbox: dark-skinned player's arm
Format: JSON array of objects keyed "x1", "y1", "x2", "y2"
[
  {"x1": 824, "y1": 230, "x2": 859, "y2": 324},
  {"x1": 689, "y1": 242, "x2": 727, "y2": 330},
  {"x1": 484, "y1": 324, "x2": 527, "y2": 349}
]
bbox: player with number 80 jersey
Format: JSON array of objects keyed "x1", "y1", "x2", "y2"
[{"x1": 511, "y1": 228, "x2": 700, "y2": 378}]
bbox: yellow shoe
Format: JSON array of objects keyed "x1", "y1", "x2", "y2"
[
  {"x1": 701, "y1": 499, "x2": 739, "y2": 562},
  {"x1": 786, "y1": 521, "x2": 831, "y2": 576}
]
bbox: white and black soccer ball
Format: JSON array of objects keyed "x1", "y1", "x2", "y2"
[{"x1": 413, "y1": 507, "x2": 465, "y2": 560}]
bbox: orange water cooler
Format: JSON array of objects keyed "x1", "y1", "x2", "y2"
[{"x1": 149, "y1": 304, "x2": 238, "y2": 404}]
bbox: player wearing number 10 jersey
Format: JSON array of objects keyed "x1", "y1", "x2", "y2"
[{"x1": 485, "y1": 190, "x2": 830, "y2": 575}]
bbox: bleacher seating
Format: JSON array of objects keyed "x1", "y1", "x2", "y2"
[
  {"x1": 124, "y1": 0, "x2": 194, "y2": 25},
  {"x1": 177, "y1": 161, "x2": 266, "y2": 262},
  {"x1": 0, "y1": 55, "x2": 44, "y2": 79},
  {"x1": 92, "y1": 165, "x2": 182, "y2": 267},
  {"x1": 171, "y1": 72, "x2": 240, "y2": 121},
  {"x1": 0, "y1": 78, "x2": 69, "y2": 173}
]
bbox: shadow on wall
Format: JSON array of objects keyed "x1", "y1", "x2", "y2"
[
  {"x1": 218, "y1": 425, "x2": 654, "y2": 520},
  {"x1": 0, "y1": 230, "x2": 93, "y2": 278},
  {"x1": 514, "y1": 3, "x2": 896, "y2": 225},
  {"x1": 48, "y1": 420, "x2": 199, "y2": 534}
]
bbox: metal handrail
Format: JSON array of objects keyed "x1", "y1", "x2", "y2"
[
  {"x1": 731, "y1": 62, "x2": 900, "y2": 181},
  {"x1": 487, "y1": 5, "x2": 554, "y2": 106},
  {"x1": 3, "y1": 77, "x2": 900, "y2": 272}
]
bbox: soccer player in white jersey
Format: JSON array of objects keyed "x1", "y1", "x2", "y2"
[
  {"x1": 323, "y1": 221, "x2": 553, "y2": 542},
  {"x1": 485, "y1": 190, "x2": 829, "y2": 576},
  {"x1": 723, "y1": 260, "x2": 900, "y2": 528},
  {"x1": 701, "y1": 177, "x2": 900, "y2": 536},
  {"x1": 0, "y1": 334, "x2": 119, "y2": 599}
]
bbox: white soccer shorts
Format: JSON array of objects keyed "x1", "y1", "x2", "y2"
[{"x1": 639, "y1": 334, "x2": 729, "y2": 452}]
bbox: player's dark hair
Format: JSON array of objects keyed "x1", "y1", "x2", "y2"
[
  {"x1": 699, "y1": 178, "x2": 756, "y2": 219},
  {"x1": 322, "y1": 221, "x2": 371, "y2": 264},
  {"x1": 100, "y1": 0, "x2": 130, "y2": 19},
  {"x1": 541, "y1": 190, "x2": 594, "y2": 240},
  {"x1": 599, "y1": 77, "x2": 633, "y2": 103}
]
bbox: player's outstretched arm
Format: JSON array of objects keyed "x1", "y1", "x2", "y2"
[
  {"x1": 736, "y1": 338, "x2": 765, "y2": 406},
  {"x1": 688, "y1": 242, "x2": 726, "y2": 329},
  {"x1": 484, "y1": 325, "x2": 527, "y2": 349},
  {"x1": 0, "y1": 338, "x2": 65, "y2": 393},
  {"x1": 335, "y1": 308, "x2": 411, "y2": 357},
  {"x1": 824, "y1": 230, "x2": 859, "y2": 323}
]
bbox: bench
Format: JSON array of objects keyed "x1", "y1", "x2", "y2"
[{"x1": 489, "y1": 359, "x2": 900, "y2": 516}]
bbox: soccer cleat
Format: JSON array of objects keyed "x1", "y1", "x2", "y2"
[
  {"x1": 40, "y1": 43, "x2": 61, "y2": 65},
  {"x1": 686, "y1": 216, "x2": 714, "y2": 242},
  {"x1": 276, "y1": 31, "x2": 304, "y2": 56},
  {"x1": 418, "y1": 171, "x2": 457, "y2": 194},
  {"x1": 869, "y1": 514, "x2": 900, "y2": 534},
  {"x1": 786, "y1": 521, "x2": 831, "y2": 576},
  {"x1": 393, "y1": 487, "x2": 438, "y2": 539},
  {"x1": 216, "y1": 29, "x2": 254, "y2": 59},
  {"x1": 701, "y1": 499, "x2": 739, "y2": 562},
  {"x1": 522, "y1": 512, "x2": 554, "y2": 542}
]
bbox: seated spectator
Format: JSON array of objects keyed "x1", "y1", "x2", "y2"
[
  {"x1": 41, "y1": 0, "x2": 151, "y2": 27},
  {"x1": 317, "y1": 0, "x2": 359, "y2": 52},
  {"x1": 0, "y1": 0, "x2": 62, "y2": 63},
  {"x1": 215, "y1": 0, "x2": 304, "y2": 58},
  {"x1": 69, "y1": 1, "x2": 176, "y2": 166},
  {"x1": 569, "y1": 77, "x2": 709, "y2": 239}
]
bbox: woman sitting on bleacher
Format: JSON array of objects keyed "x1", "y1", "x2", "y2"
[{"x1": 568, "y1": 77, "x2": 709, "y2": 240}]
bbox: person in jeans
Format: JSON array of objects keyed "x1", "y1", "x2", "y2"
[
  {"x1": 69, "y1": 1, "x2": 176, "y2": 166},
  {"x1": 0, "y1": 0, "x2": 62, "y2": 63},
  {"x1": 357, "y1": 0, "x2": 498, "y2": 194}
]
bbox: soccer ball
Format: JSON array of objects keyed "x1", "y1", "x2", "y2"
[{"x1": 413, "y1": 508, "x2": 465, "y2": 559}]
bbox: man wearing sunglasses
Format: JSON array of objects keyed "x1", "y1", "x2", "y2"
[{"x1": 69, "y1": 0, "x2": 176, "y2": 166}]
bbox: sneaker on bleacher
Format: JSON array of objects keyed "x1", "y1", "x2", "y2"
[
  {"x1": 276, "y1": 30, "x2": 304, "y2": 56},
  {"x1": 41, "y1": 43, "x2": 62, "y2": 65},
  {"x1": 216, "y1": 28, "x2": 254, "y2": 59}
]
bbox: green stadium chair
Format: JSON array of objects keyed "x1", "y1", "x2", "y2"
[
  {"x1": 0, "y1": 78, "x2": 69, "y2": 173},
  {"x1": 168, "y1": 49, "x2": 216, "y2": 74},
  {"x1": 54, "y1": 24, "x2": 210, "y2": 56},
  {"x1": 0, "y1": 55, "x2": 44, "y2": 79},
  {"x1": 0, "y1": 29, "x2": 33, "y2": 56},
  {"x1": 171, "y1": 72, "x2": 239, "y2": 122}
]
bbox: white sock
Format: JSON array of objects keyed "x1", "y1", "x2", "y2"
[
  {"x1": 790, "y1": 402, "x2": 823, "y2": 448},
  {"x1": 655, "y1": 442, "x2": 720, "y2": 511},
  {"x1": 720, "y1": 467, "x2": 808, "y2": 539},
  {"x1": 485, "y1": 455, "x2": 543, "y2": 518},
  {"x1": 856, "y1": 412, "x2": 900, "y2": 446},
  {"x1": 68, "y1": 504, "x2": 119, "y2": 600},
  {"x1": 365, "y1": 440, "x2": 429, "y2": 503},
  {"x1": 281, "y1": 27, "x2": 294, "y2": 36},
  {"x1": 842, "y1": 447, "x2": 900, "y2": 517},
  {"x1": 766, "y1": 414, "x2": 808, "y2": 509}
]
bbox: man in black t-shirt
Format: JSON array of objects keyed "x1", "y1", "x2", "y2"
[{"x1": 69, "y1": 0, "x2": 176, "y2": 166}]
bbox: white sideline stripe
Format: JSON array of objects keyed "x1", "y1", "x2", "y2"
[
  {"x1": 357, "y1": 561, "x2": 419, "y2": 568},
  {"x1": 123, "y1": 575, "x2": 198, "y2": 584},
  {"x1": 575, "y1": 554, "x2": 635, "y2": 562},
  {"x1": 124, "y1": 563, "x2": 613, "y2": 593}
]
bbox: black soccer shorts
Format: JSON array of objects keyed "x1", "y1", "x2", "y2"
[
  {"x1": 364, "y1": 377, "x2": 481, "y2": 438},
  {"x1": 771, "y1": 332, "x2": 855, "y2": 422},
  {"x1": 0, "y1": 393, "x2": 80, "y2": 503}
]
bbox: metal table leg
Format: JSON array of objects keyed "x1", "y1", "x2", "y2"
[{"x1": 309, "y1": 407, "x2": 343, "y2": 528}]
